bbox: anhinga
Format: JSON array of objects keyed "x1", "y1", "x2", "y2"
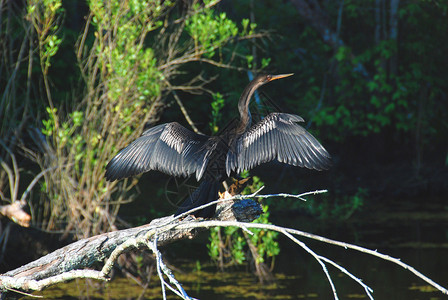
[{"x1": 105, "y1": 74, "x2": 331, "y2": 218}]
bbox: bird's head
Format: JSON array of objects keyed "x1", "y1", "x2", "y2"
[
  {"x1": 254, "y1": 73, "x2": 294, "y2": 87},
  {"x1": 237, "y1": 72, "x2": 295, "y2": 132}
]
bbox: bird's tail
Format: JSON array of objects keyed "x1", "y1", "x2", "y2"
[{"x1": 174, "y1": 180, "x2": 220, "y2": 218}]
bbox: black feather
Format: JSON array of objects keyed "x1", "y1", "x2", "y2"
[
  {"x1": 106, "y1": 75, "x2": 331, "y2": 219},
  {"x1": 226, "y1": 113, "x2": 331, "y2": 175},
  {"x1": 105, "y1": 123, "x2": 210, "y2": 181}
]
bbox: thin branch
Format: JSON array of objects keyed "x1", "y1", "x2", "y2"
[
  {"x1": 101, "y1": 233, "x2": 144, "y2": 277},
  {"x1": 20, "y1": 166, "x2": 56, "y2": 202},
  {"x1": 241, "y1": 226, "x2": 254, "y2": 236},
  {"x1": 0, "y1": 161, "x2": 14, "y2": 202},
  {"x1": 151, "y1": 236, "x2": 167, "y2": 300},
  {"x1": 1, "y1": 287, "x2": 42, "y2": 298},
  {"x1": 173, "y1": 220, "x2": 448, "y2": 296},
  {"x1": 164, "y1": 79, "x2": 202, "y2": 134},
  {"x1": 281, "y1": 229, "x2": 338, "y2": 300},
  {"x1": 0, "y1": 270, "x2": 107, "y2": 293},
  {"x1": 318, "y1": 255, "x2": 374, "y2": 300},
  {"x1": 253, "y1": 189, "x2": 328, "y2": 201},
  {"x1": 147, "y1": 236, "x2": 194, "y2": 300},
  {"x1": 0, "y1": 140, "x2": 19, "y2": 202}
]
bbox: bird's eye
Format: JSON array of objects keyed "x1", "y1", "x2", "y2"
[{"x1": 266, "y1": 75, "x2": 272, "y2": 81}]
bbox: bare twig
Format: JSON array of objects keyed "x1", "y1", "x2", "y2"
[
  {"x1": 173, "y1": 220, "x2": 448, "y2": 296},
  {"x1": 20, "y1": 166, "x2": 56, "y2": 203},
  {"x1": 147, "y1": 236, "x2": 194, "y2": 300},
  {"x1": 281, "y1": 229, "x2": 339, "y2": 299},
  {"x1": 318, "y1": 255, "x2": 374, "y2": 300},
  {"x1": 0, "y1": 141, "x2": 19, "y2": 202},
  {"x1": 253, "y1": 189, "x2": 328, "y2": 201},
  {"x1": 164, "y1": 79, "x2": 203, "y2": 134}
]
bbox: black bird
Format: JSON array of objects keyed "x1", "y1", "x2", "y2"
[{"x1": 105, "y1": 74, "x2": 331, "y2": 218}]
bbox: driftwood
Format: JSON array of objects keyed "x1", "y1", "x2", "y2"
[
  {"x1": 0, "y1": 197, "x2": 262, "y2": 299},
  {"x1": 0, "y1": 201, "x2": 30, "y2": 228},
  {"x1": 1, "y1": 188, "x2": 448, "y2": 300}
]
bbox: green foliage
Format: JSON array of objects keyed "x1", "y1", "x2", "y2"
[
  {"x1": 34, "y1": 0, "x2": 166, "y2": 235},
  {"x1": 3, "y1": 0, "x2": 445, "y2": 251},
  {"x1": 250, "y1": 205, "x2": 280, "y2": 263},
  {"x1": 27, "y1": 0, "x2": 64, "y2": 73},
  {"x1": 90, "y1": 0, "x2": 166, "y2": 137},
  {"x1": 208, "y1": 176, "x2": 280, "y2": 269},
  {"x1": 243, "y1": 176, "x2": 280, "y2": 263},
  {"x1": 186, "y1": 1, "x2": 244, "y2": 58},
  {"x1": 208, "y1": 228, "x2": 220, "y2": 261},
  {"x1": 94, "y1": 4, "x2": 163, "y2": 76},
  {"x1": 227, "y1": 0, "x2": 447, "y2": 155},
  {"x1": 312, "y1": 39, "x2": 414, "y2": 138},
  {"x1": 135, "y1": 255, "x2": 144, "y2": 271},
  {"x1": 245, "y1": 53, "x2": 270, "y2": 70},
  {"x1": 307, "y1": 188, "x2": 367, "y2": 220},
  {"x1": 194, "y1": 260, "x2": 202, "y2": 273},
  {"x1": 208, "y1": 226, "x2": 247, "y2": 265},
  {"x1": 209, "y1": 92, "x2": 225, "y2": 134},
  {"x1": 308, "y1": 2, "x2": 446, "y2": 145},
  {"x1": 261, "y1": 57, "x2": 271, "y2": 69},
  {"x1": 26, "y1": 0, "x2": 64, "y2": 131},
  {"x1": 42, "y1": 108, "x2": 87, "y2": 173},
  {"x1": 18, "y1": 0, "x2": 259, "y2": 237}
]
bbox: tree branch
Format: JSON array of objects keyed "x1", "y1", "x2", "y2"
[
  {"x1": 1, "y1": 189, "x2": 447, "y2": 299},
  {"x1": 0, "y1": 194, "x2": 263, "y2": 298}
]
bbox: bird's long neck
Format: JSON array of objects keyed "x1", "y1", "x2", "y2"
[{"x1": 236, "y1": 81, "x2": 260, "y2": 134}]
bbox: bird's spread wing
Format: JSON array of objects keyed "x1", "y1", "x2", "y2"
[
  {"x1": 226, "y1": 113, "x2": 331, "y2": 175},
  {"x1": 105, "y1": 123, "x2": 211, "y2": 181}
]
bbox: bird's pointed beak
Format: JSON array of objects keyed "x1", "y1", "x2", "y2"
[{"x1": 269, "y1": 73, "x2": 294, "y2": 81}]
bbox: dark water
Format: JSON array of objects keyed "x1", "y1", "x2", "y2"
[{"x1": 23, "y1": 197, "x2": 448, "y2": 299}]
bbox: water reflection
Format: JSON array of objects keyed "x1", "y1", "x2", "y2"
[
  {"x1": 24, "y1": 253, "x2": 447, "y2": 300},
  {"x1": 23, "y1": 198, "x2": 448, "y2": 300}
]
